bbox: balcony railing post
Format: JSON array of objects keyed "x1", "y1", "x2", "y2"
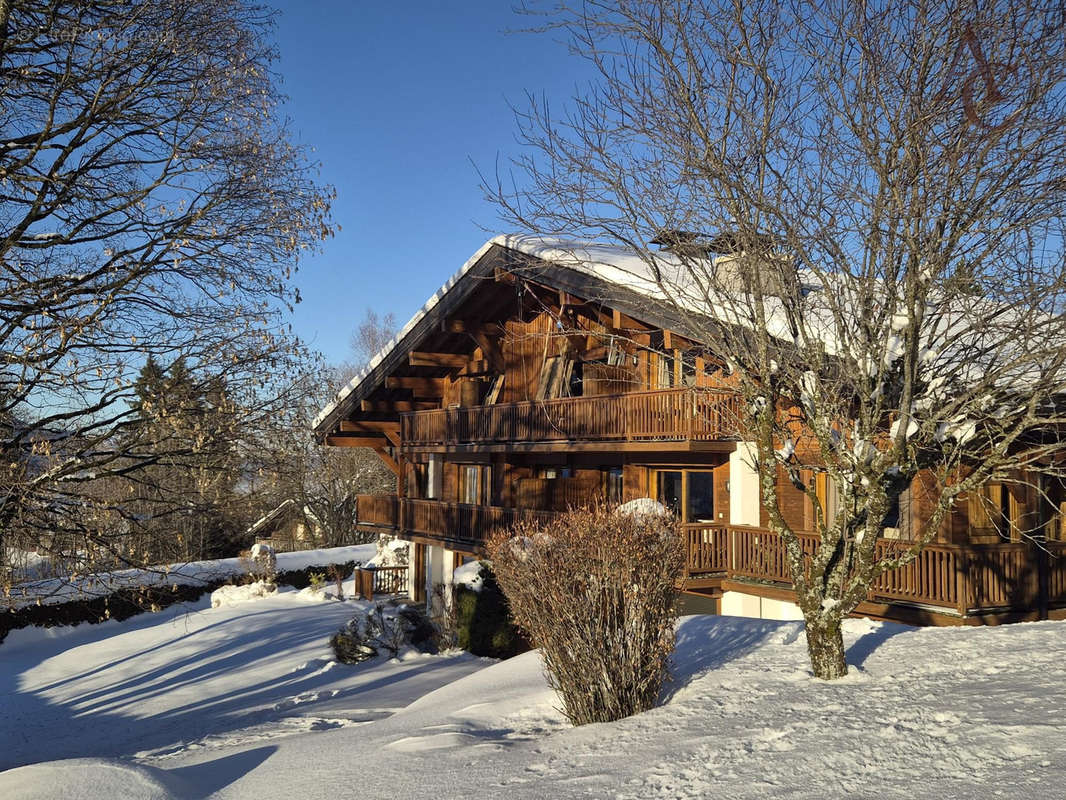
[{"x1": 956, "y1": 548, "x2": 972, "y2": 616}]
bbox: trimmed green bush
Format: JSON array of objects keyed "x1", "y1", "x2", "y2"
[{"x1": 454, "y1": 564, "x2": 528, "y2": 659}]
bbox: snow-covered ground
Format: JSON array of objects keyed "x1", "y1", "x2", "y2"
[{"x1": 4, "y1": 588, "x2": 1066, "y2": 799}]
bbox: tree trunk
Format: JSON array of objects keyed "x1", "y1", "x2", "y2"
[{"x1": 804, "y1": 614, "x2": 848, "y2": 680}]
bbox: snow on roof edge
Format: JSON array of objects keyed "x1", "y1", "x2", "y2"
[{"x1": 312, "y1": 237, "x2": 503, "y2": 432}]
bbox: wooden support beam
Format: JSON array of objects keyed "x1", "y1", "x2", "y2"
[
  {"x1": 442, "y1": 319, "x2": 473, "y2": 333},
  {"x1": 494, "y1": 266, "x2": 518, "y2": 284},
  {"x1": 382, "y1": 428, "x2": 401, "y2": 447},
  {"x1": 409, "y1": 351, "x2": 469, "y2": 368},
  {"x1": 374, "y1": 448, "x2": 400, "y2": 475},
  {"x1": 360, "y1": 399, "x2": 436, "y2": 412},
  {"x1": 470, "y1": 330, "x2": 505, "y2": 373},
  {"x1": 609, "y1": 309, "x2": 653, "y2": 346},
  {"x1": 339, "y1": 420, "x2": 400, "y2": 434},
  {"x1": 385, "y1": 377, "x2": 445, "y2": 396},
  {"x1": 578, "y1": 344, "x2": 610, "y2": 362},
  {"x1": 325, "y1": 435, "x2": 387, "y2": 448},
  {"x1": 457, "y1": 359, "x2": 491, "y2": 376}
]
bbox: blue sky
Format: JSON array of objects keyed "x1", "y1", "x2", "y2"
[{"x1": 271, "y1": 1, "x2": 590, "y2": 365}]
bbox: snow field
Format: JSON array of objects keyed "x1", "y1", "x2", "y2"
[{"x1": 4, "y1": 583, "x2": 1066, "y2": 799}]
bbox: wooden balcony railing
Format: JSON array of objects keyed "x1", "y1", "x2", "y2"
[
  {"x1": 356, "y1": 494, "x2": 398, "y2": 527},
  {"x1": 355, "y1": 565, "x2": 409, "y2": 599},
  {"x1": 401, "y1": 498, "x2": 557, "y2": 545},
  {"x1": 690, "y1": 524, "x2": 1066, "y2": 615},
  {"x1": 358, "y1": 494, "x2": 1066, "y2": 616},
  {"x1": 400, "y1": 387, "x2": 743, "y2": 446}
]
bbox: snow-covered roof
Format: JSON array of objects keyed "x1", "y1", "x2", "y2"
[
  {"x1": 313, "y1": 233, "x2": 1055, "y2": 439},
  {"x1": 246, "y1": 499, "x2": 321, "y2": 536}
]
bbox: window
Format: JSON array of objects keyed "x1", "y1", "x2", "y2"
[
  {"x1": 881, "y1": 487, "x2": 912, "y2": 539},
  {"x1": 537, "y1": 466, "x2": 572, "y2": 479},
  {"x1": 681, "y1": 349, "x2": 699, "y2": 387},
  {"x1": 657, "y1": 351, "x2": 676, "y2": 388},
  {"x1": 657, "y1": 470, "x2": 683, "y2": 515},
  {"x1": 604, "y1": 467, "x2": 624, "y2": 505},
  {"x1": 656, "y1": 469, "x2": 715, "y2": 523},
  {"x1": 688, "y1": 471, "x2": 714, "y2": 522},
  {"x1": 458, "y1": 464, "x2": 491, "y2": 505}
]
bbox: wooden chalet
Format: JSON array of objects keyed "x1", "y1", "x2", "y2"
[{"x1": 314, "y1": 235, "x2": 1066, "y2": 626}]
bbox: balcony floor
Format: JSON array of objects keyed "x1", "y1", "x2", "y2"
[{"x1": 401, "y1": 439, "x2": 738, "y2": 455}]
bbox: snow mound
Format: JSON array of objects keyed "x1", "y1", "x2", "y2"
[
  {"x1": 210, "y1": 580, "x2": 276, "y2": 608},
  {"x1": 0, "y1": 758, "x2": 191, "y2": 800},
  {"x1": 249, "y1": 542, "x2": 275, "y2": 559}
]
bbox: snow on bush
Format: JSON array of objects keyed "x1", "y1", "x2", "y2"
[
  {"x1": 330, "y1": 602, "x2": 438, "y2": 663},
  {"x1": 370, "y1": 534, "x2": 409, "y2": 568},
  {"x1": 248, "y1": 542, "x2": 277, "y2": 579},
  {"x1": 210, "y1": 580, "x2": 276, "y2": 609},
  {"x1": 452, "y1": 560, "x2": 484, "y2": 593},
  {"x1": 615, "y1": 497, "x2": 669, "y2": 517}
]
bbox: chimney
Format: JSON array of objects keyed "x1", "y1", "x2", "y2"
[
  {"x1": 654, "y1": 229, "x2": 792, "y2": 294},
  {"x1": 650, "y1": 229, "x2": 714, "y2": 259}
]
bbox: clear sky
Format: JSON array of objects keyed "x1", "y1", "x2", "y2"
[{"x1": 271, "y1": 1, "x2": 590, "y2": 365}]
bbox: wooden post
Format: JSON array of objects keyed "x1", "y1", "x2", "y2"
[
  {"x1": 413, "y1": 543, "x2": 426, "y2": 603},
  {"x1": 1036, "y1": 536, "x2": 1050, "y2": 620},
  {"x1": 955, "y1": 547, "x2": 972, "y2": 617}
]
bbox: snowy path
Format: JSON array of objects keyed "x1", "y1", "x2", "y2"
[{"x1": 4, "y1": 593, "x2": 1066, "y2": 798}]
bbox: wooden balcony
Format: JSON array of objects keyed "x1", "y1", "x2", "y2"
[
  {"x1": 357, "y1": 495, "x2": 556, "y2": 548},
  {"x1": 356, "y1": 494, "x2": 398, "y2": 527},
  {"x1": 357, "y1": 494, "x2": 1065, "y2": 618},
  {"x1": 399, "y1": 387, "x2": 743, "y2": 451},
  {"x1": 401, "y1": 498, "x2": 557, "y2": 549},
  {"x1": 686, "y1": 524, "x2": 1065, "y2": 616}
]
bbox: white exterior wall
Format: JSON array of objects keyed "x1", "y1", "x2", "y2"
[
  {"x1": 427, "y1": 455, "x2": 443, "y2": 500},
  {"x1": 441, "y1": 548, "x2": 457, "y2": 606},
  {"x1": 406, "y1": 550, "x2": 419, "y2": 601},
  {"x1": 720, "y1": 590, "x2": 804, "y2": 621},
  {"x1": 729, "y1": 442, "x2": 761, "y2": 526},
  {"x1": 420, "y1": 544, "x2": 459, "y2": 611},
  {"x1": 426, "y1": 544, "x2": 445, "y2": 607}
]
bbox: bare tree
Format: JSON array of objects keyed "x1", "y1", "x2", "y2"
[
  {"x1": 264, "y1": 317, "x2": 397, "y2": 550},
  {"x1": 333, "y1": 308, "x2": 399, "y2": 387},
  {"x1": 489, "y1": 0, "x2": 1066, "y2": 678},
  {"x1": 350, "y1": 309, "x2": 398, "y2": 366},
  {"x1": 306, "y1": 311, "x2": 398, "y2": 544},
  {"x1": 0, "y1": 1, "x2": 331, "y2": 591}
]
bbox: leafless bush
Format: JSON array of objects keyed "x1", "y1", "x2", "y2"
[
  {"x1": 488, "y1": 505, "x2": 684, "y2": 725},
  {"x1": 429, "y1": 583, "x2": 459, "y2": 651}
]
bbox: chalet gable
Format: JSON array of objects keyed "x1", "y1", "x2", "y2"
[{"x1": 311, "y1": 236, "x2": 725, "y2": 458}]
